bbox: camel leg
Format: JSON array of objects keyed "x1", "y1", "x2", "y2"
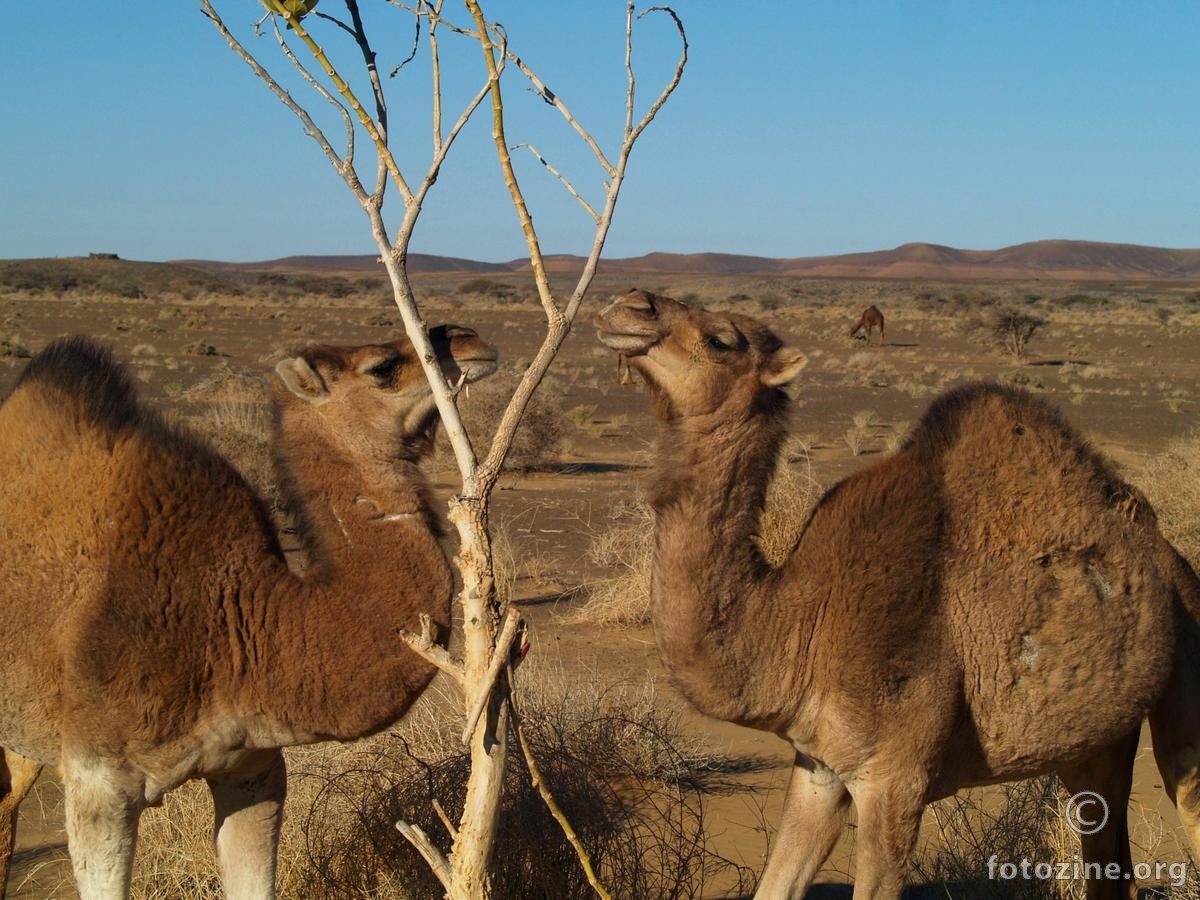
[
  {"x1": 845, "y1": 774, "x2": 927, "y2": 900},
  {"x1": 62, "y1": 755, "x2": 142, "y2": 899},
  {"x1": 1150, "y1": 602, "x2": 1200, "y2": 861},
  {"x1": 1056, "y1": 731, "x2": 1139, "y2": 900},
  {"x1": 753, "y1": 754, "x2": 851, "y2": 900},
  {"x1": 1, "y1": 750, "x2": 43, "y2": 898},
  {"x1": 207, "y1": 750, "x2": 287, "y2": 900}
]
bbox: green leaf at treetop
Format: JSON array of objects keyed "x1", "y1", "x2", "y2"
[{"x1": 261, "y1": 0, "x2": 319, "y2": 23}]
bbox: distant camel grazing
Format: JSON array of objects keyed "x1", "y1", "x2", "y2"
[
  {"x1": 596, "y1": 289, "x2": 1200, "y2": 900},
  {"x1": 850, "y1": 304, "x2": 885, "y2": 345},
  {"x1": 0, "y1": 328, "x2": 497, "y2": 899}
]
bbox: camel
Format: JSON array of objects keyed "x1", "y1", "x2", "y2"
[
  {"x1": 596, "y1": 289, "x2": 1200, "y2": 900},
  {"x1": 850, "y1": 304, "x2": 885, "y2": 345},
  {"x1": 0, "y1": 326, "x2": 497, "y2": 899}
]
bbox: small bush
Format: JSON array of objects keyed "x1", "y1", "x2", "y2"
[
  {"x1": 183, "y1": 341, "x2": 221, "y2": 357},
  {"x1": 444, "y1": 377, "x2": 566, "y2": 471},
  {"x1": 991, "y1": 309, "x2": 1046, "y2": 361},
  {"x1": 130, "y1": 671, "x2": 759, "y2": 899},
  {"x1": 456, "y1": 278, "x2": 519, "y2": 302}
]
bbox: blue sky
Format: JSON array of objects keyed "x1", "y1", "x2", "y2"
[{"x1": 2, "y1": 2, "x2": 1198, "y2": 263}]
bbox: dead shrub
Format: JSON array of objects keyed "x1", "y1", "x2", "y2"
[
  {"x1": 913, "y1": 776, "x2": 1074, "y2": 899},
  {"x1": 575, "y1": 496, "x2": 655, "y2": 626},
  {"x1": 442, "y1": 376, "x2": 566, "y2": 471},
  {"x1": 130, "y1": 672, "x2": 758, "y2": 899}
]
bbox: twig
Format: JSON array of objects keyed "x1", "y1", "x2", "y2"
[
  {"x1": 400, "y1": 613, "x2": 466, "y2": 688},
  {"x1": 271, "y1": 19, "x2": 358, "y2": 181},
  {"x1": 433, "y1": 798, "x2": 458, "y2": 840},
  {"x1": 395, "y1": 820, "x2": 452, "y2": 889},
  {"x1": 510, "y1": 681, "x2": 612, "y2": 900},
  {"x1": 200, "y1": 1, "x2": 368, "y2": 203},
  {"x1": 461, "y1": 606, "x2": 522, "y2": 745},
  {"x1": 276, "y1": 7, "x2": 414, "y2": 204},
  {"x1": 512, "y1": 144, "x2": 599, "y2": 222}
]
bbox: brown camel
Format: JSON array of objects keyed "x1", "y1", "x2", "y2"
[
  {"x1": 596, "y1": 289, "x2": 1200, "y2": 900},
  {"x1": 0, "y1": 327, "x2": 497, "y2": 899},
  {"x1": 850, "y1": 304, "x2": 885, "y2": 345}
]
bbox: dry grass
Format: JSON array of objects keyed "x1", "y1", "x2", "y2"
[
  {"x1": 912, "y1": 776, "x2": 1196, "y2": 899},
  {"x1": 1137, "y1": 429, "x2": 1200, "y2": 568},
  {"x1": 179, "y1": 369, "x2": 280, "y2": 514},
  {"x1": 575, "y1": 438, "x2": 821, "y2": 625},
  {"x1": 130, "y1": 667, "x2": 759, "y2": 899}
]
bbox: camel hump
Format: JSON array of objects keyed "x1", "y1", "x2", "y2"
[
  {"x1": 906, "y1": 381, "x2": 1077, "y2": 457},
  {"x1": 10, "y1": 335, "x2": 141, "y2": 434}
]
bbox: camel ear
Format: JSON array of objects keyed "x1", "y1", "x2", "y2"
[
  {"x1": 760, "y1": 348, "x2": 808, "y2": 387},
  {"x1": 276, "y1": 356, "x2": 330, "y2": 405}
]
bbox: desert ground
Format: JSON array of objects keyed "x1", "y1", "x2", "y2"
[{"x1": 2, "y1": 257, "x2": 1198, "y2": 897}]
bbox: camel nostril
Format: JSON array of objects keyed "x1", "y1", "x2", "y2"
[{"x1": 621, "y1": 290, "x2": 657, "y2": 316}]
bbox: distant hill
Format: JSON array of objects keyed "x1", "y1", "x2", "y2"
[{"x1": 178, "y1": 240, "x2": 1200, "y2": 282}]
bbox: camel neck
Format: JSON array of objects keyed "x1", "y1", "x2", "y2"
[
  {"x1": 649, "y1": 405, "x2": 801, "y2": 729},
  {"x1": 233, "y1": 420, "x2": 452, "y2": 744}
]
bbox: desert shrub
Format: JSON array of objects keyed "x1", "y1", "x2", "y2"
[
  {"x1": 991, "y1": 309, "x2": 1046, "y2": 361},
  {"x1": 914, "y1": 775, "x2": 1198, "y2": 899},
  {"x1": 843, "y1": 425, "x2": 868, "y2": 457},
  {"x1": 913, "y1": 776, "x2": 1076, "y2": 899},
  {"x1": 757, "y1": 291, "x2": 785, "y2": 311},
  {"x1": 566, "y1": 403, "x2": 598, "y2": 428},
  {"x1": 577, "y1": 438, "x2": 820, "y2": 625},
  {"x1": 456, "y1": 278, "x2": 519, "y2": 302},
  {"x1": 446, "y1": 377, "x2": 566, "y2": 471},
  {"x1": 576, "y1": 496, "x2": 655, "y2": 626},
  {"x1": 1137, "y1": 429, "x2": 1200, "y2": 567},
  {"x1": 130, "y1": 672, "x2": 758, "y2": 900},
  {"x1": 0, "y1": 336, "x2": 32, "y2": 358},
  {"x1": 181, "y1": 370, "x2": 280, "y2": 513},
  {"x1": 183, "y1": 341, "x2": 221, "y2": 357}
]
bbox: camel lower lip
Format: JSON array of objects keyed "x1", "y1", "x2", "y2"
[
  {"x1": 598, "y1": 332, "x2": 654, "y2": 353},
  {"x1": 460, "y1": 360, "x2": 498, "y2": 381}
]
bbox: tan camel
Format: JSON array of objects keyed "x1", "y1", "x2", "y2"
[
  {"x1": 0, "y1": 326, "x2": 497, "y2": 899},
  {"x1": 850, "y1": 304, "x2": 885, "y2": 345},
  {"x1": 596, "y1": 289, "x2": 1200, "y2": 900}
]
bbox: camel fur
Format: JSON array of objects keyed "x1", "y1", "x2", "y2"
[
  {"x1": 0, "y1": 326, "x2": 497, "y2": 899},
  {"x1": 596, "y1": 289, "x2": 1200, "y2": 900}
]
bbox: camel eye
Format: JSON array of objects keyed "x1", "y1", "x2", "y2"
[
  {"x1": 704, "y1": 334, "x2": 732, "y2": 352},
  {"x1": 364, "y1": 355, "x2": 402, "y2": 383}
]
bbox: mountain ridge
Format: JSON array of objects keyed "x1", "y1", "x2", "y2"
[{"x1": 177, "y1": 240, "x2": 1200, "y2": 282}]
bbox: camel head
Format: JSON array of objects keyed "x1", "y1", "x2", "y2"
[
  {"x1": 274, "y1": 324, "x2": 498, "y2": 461},
  {"x1": 595, "y1": 289, "x2": 807, "y2": 421}
]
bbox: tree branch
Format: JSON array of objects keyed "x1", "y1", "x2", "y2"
[
  {"x1": 461, "y1": 606, "x2": 522, "y2": 745},
  {"x1": 400, "y1": 613, "x2": 467, "y2": 688},
  {"x1": 510, "y1": 681, "x2": 612, "y2": 900},
  {"x1": 396, "y1": 820, "x2": 452, "y2": 888},
  {"x1": 512, "y1": 144, "x2": 600, "y2": 222}
]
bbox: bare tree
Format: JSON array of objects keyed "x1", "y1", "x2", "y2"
[{"x1": 200, "y1": 1, "x2": 685, "y2": 897}]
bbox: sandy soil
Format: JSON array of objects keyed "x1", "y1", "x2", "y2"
[{"x1": 2, "y1": 272, "x2": 1198, "y2": 897}]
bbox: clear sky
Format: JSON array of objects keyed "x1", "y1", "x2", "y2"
[{"x1": 3, "y1": 2, "x2": 1198, "y2": 263}]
